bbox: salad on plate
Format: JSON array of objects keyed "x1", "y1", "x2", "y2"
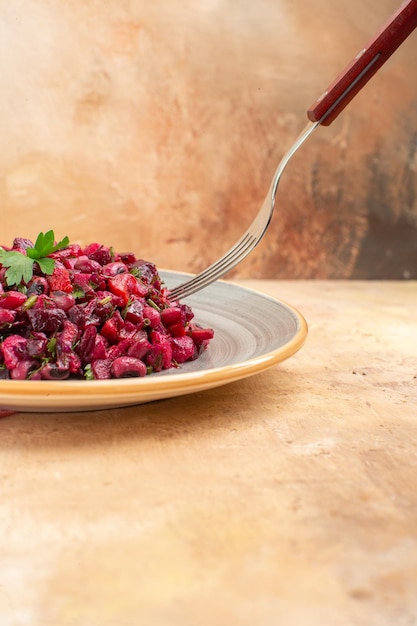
[{"x1": 0, "y1": 232, "x2": 214, "y2": 382}]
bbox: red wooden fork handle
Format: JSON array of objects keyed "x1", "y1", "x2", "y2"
[{"x1": 307, "y1": 0, "x2": 417, "y2": 126}]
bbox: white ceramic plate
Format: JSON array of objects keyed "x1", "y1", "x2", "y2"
[{"x1": 0, "y1": 271, "x2": 307, "y2": 412}]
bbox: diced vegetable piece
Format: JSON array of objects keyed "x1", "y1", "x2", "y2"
[
  {"x1": 108, "y1": 273, "x2": 147, "y2": 305},
  {"x1": 1, "y1": 335, "x2": 28, "y2": 369},
  {"x1": 51, "y1": 291, "x2": 76, "y2": 311},
  {"x1": 189, "y1": 326, "x2": 215, "y2": 342},
  {"x1": 10, "y1": 359, "x2": 38, "y2": 380},
  {"x1": 170, "y1": 336, "x2": 196, "y2": 363},
  {"x1": 160, "y1": 306, "x2": 183, "y2": 327},
  {"x1": 0, "y1": 309, "x2": 16, "y2": 325},
  {"x1": 100, "y1": 310, "x2": 124, "y2": 344},
  {"x1": 142, "y1": 305, "x2": 160, "y2": 328},
  {"x1": 27, "y1": 307, "x2": 67, "y2": 333},
  {"x1": 47, "y1": 266, "x2": 73, "y2": 293},
  {"x1": 91, "y1": 358, "x2": 112, "y2": 380}
]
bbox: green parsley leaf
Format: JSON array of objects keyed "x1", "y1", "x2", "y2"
[
  {"x1": 26, "y1": 231, "x2": 69, "y2": 259},
  {"x1": 0, "y1": 251, "x2": 34, "y2": 286},
  {"x1": 0, "y1": 231, "x2": 69, "y2": 287},
  {"x1": 36, "y1": 257, "x2": 55, "y2": 275}
]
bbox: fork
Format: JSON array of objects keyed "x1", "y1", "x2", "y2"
[{"x1": 169, "y1": 0, "x2": 417, "y2": 301}]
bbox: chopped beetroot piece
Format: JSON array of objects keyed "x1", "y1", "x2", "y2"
[
  {"x1": 170, "y1": 336, "x2": 196, "y2": 363},
  {"x1": 91, "y1": 358, "x2": 112, "y2": 379},
  {"x1": 82, "y1": 299, "x2": 101, "y2": 322},
  {"x1": 82, "y1": 242, "x2": 101, "y2": 256},
  {"x1": 89, "y1": 248, "x2": 112, "y2": 266},
  {"x1": 108, "y1": 273, "x2": 148, "y2": 304},
  {"x1": 0, "y1": 291, "x2": 27, "y2": 310},
  {"x1": 0, "y1": 309, "x2": 16, "y2": 325},
  {"x1": 74, "y1": 256, "x2": 101, "y2": 273},
  {"x1": 118, "y1": 324, "x2": 137, "y2": 342},
  {"x1": 62, "y1": 257, "x2": 77, "y2": 270},
  {"x1": 27, "y1": 335, "x2": 49, "y2": 358},
  {"x1": 1, "y1": 335, "x2": 29, "y2": 369},
  {"x1": 77, "y1": 326, "x2": 97, "y2": 363},
  {"x1": 93, "y1": 298, "x2": 116, "y2": 325},
  {"x1": 149, "y1": 330, "x2": 172, "y2": 369},
  {"x1": 59, "y1": 320, "x2": 78, "y2": 345},
  {"x1": 31, "y1": 294, "x2": 55, "y2": 309},
  {"x1": 67, "y1": 304, "x2": 87, "y2": 329},
  {"x1": 90, "y1": 334, "x2": 107, "y2": 361},
  {"x1": 145, "y1": 344, "x2": 164, "y2": 372},
  {"x1": 169, "y1": 322, "x2": 186, "y2": 337},
  {"x1": 27, "y1": 307, "x2": 67, "y2": 333},
  {"x1": 117, "y1": 252, "x2": 137, "y2": 266},
  {"x1": 189, "y1": 326, "x2": 215, "y2": 342},
  {"x1": 82, "y1": 243, "x2": 112, "y2": 266},
  {"x1": 124, "y1": 297, "x2": 144, "y2": 325},
  {"x1": 142, "y1": 305, "x2": 160, "y2": 328},
  {"x1": 56, "y1": 321, "x2": 79, "y2": 371},
  {"x1": 10, "y1": 359, "x2": 38, "y2": 380},
  {"x1": 67, "y1": 352, "x2": 82, "y2": 374},
  {"x1": 180, "y1": 304, "x2": 194, "y2": 322},
  {"x1": 127, "y1": 334, "x2": 151, "y2": 360},
  {"x1": 72, "y1": 272, "x2": 95, "y2": 294},
  {"x1": 160, "y1": 306, "x2": 183, "y2": 327},
  {"x1": 51, "y1": 291, "x2": 76, "y2": 311},
  {"x1": 105, "y1": 337, "x2": 133, "y2": 361},
  {"x1": 121, "y1": 319, "x2": 137, "y2": 334},
  {"x1": 130, "y1": 260, "x2": 159, "y2": 285},
  {"x1": 88, "y1": 273, "x2": 107, "y2": 291},
  {"x1": 111, "y1": 356, "x2": 147, "y2": 378},
  {"x1": 13, "y1": 237, "x2": 33, "y2": 250},
  {"x1": 100, "y1": 310, "x2": 124, "y2": 344},
  {"x1": 49, "y1": 243, "x2": 81, "y2": 260}
]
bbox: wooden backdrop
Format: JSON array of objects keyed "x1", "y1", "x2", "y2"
[{"x1": 0, "y1": 0, "x2": 416, "y2": 279}]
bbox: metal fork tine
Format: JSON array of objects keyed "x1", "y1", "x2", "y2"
[
  {"x1": 169, "y1": 121, "x2": 319, "y2": 300},
  {"x1": 169, "y1": 233, "x2": 255, "y2": 299}
]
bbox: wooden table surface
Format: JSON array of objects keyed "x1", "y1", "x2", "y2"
[{"x1": 1, "y1": 280, "x2": 416, "y2": 626}]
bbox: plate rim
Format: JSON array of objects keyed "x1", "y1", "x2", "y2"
[{"x1": 0, "y1": 272, "x2": 308, "y2": 410}]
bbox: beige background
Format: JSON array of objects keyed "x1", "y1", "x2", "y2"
[{"x1": 1, "y1": 0, "x2": 416, "y2": 278}]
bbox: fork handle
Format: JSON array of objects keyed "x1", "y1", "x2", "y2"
[{"x1": 307, "y1": 0, "x2": 417, "y2": 126}]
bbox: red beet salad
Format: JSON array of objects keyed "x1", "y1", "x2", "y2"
[{"x1": 0, "y1": 232, "x2": 214, "y2": 381}]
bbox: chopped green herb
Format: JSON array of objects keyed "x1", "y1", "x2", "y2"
[
  {"x1": 72, "y1": 286, "x2": 85, "y2": 299},
  {"x1": 22, "y1": 295, "x2": 38, "y2": 311},
  {"x1": 129, "y1": 267, "x2": 142, "y2": 279},
  {"x1": 84, "y1": 364, "x2": 95, "y2": 380},
  {"x1": 47, "y1": 337, "x2": 57, "y2": 356},
  {"x1": 146, "y1": 299, "x2": 161, "y2": 312},
  {"x1": 98, "y1": 295, "x2": 112, "y2": 306}
]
